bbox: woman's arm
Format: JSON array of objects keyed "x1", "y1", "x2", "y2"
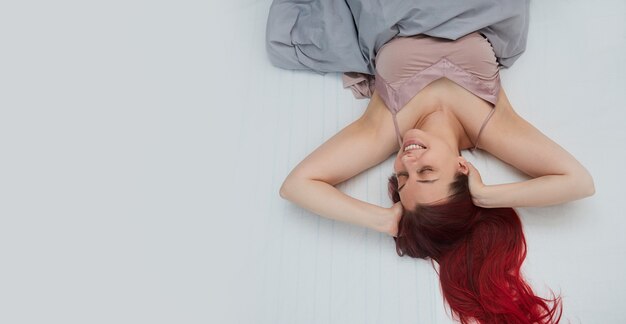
[
  {"x1": 469, "y1": 88, "x2": 595, "y2": 208},
  {"x1": 279, "y1": 93, "x2": 401, "y2": 235}
]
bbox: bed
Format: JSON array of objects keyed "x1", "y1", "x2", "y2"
[{"x1": 1, "y1": 0, "x2": 625, "y2": 323}]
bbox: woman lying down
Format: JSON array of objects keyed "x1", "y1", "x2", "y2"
[{"x1": 279, "y1": 32, "x2": 594, "y2": 324}]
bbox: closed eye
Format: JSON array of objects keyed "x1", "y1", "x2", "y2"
[
  {"x1": 395, "y1": 172, "x2": 408, "y2": 191},
  {"x1": 419, "y1": 168, "x2": 433, "y2": 174},
  {"x1": 396, "y1": 168, "x2": 437, "y2": 190},
  {"x1": 395, "y1": 171, "x2": 409, "y2": 178}
]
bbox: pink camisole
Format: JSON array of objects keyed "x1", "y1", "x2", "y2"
[{"x1": 343, "y1": 31, "x2": 501, "y2": 149}]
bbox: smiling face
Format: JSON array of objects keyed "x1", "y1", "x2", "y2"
[{"x1": 393, "y1": 128, "x2": 468, "y2": 209}]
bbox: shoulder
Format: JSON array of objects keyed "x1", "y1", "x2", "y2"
[
  {"x1": 358, "y1": 91, "x2": 394, "y2": 129},
  {"x1": 477, "y1": 87, "x2": 586, "y2": 178},
  {"x1": 477, "y1": 87, "x2": 528, "y2": 149}
]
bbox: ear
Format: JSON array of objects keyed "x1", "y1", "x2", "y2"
[{"x1": 456, "y1": 156, "x2": 469, "y2": 175}]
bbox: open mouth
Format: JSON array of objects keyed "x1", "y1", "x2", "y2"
[{"x1": 403, "y1": 143, "x2": 426, "y2": 152}]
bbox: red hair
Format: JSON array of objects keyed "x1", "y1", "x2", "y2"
[{"x1": 388, "y1": 173, "x2": 562, "y2": 324}]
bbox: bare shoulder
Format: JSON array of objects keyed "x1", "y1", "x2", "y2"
[
  {"x1": 478, "y1": 87, "x2": 587, "y2": 178},
  {"x1": 355, "y1": 90, "x2": 402, "y2": 150},
  {"x1": 358, "y1": 91, "x2": 395, "y2": 130}
]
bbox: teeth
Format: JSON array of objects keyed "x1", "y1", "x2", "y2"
[{"x1": 404, "y1": 144, "x2": 425, "y2": 152}]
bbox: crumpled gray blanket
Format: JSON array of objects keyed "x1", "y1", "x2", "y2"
[{"x1": 266, "y1": 0, "x2": 529, "y2": 98}]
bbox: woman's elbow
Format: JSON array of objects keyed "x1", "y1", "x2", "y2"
[
  {"x1": 577, "y1": 169, "x2": 596, "y2": 198},
  {"x1": 279, "y1": 178, "x2": 291, "y2": 200},
  {"x1": 583, "y1": 174, "x2": 596, "y2": 197},
  {"x1": 279, "y1": 176, "x2": 298, "y2": 201}
]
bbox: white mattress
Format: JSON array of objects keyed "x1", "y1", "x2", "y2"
[{"x1": 1, "y1": 1, "x2": 625, "y2": 323}]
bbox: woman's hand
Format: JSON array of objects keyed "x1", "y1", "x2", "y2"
[
  {"x1": 467, "y1": 162, "x2": 489, "y2": 207},
  {"x1": 385, "y1": 202, "x2": 403, "y2": 237}
]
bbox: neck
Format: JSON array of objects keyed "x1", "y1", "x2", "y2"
[{"x1": 417, "y1": 110, "x2": 470, "y2": 152}]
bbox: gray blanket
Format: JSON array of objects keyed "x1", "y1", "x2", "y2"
[{"x1": 266, "y1": 0, "x2": 530, "y2": 75}]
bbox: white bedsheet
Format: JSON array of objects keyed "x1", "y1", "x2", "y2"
[{"x1": 1, "y1": 1, "x2": 625, "y2": 323}]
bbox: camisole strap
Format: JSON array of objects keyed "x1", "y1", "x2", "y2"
[{"x1": 473, "y1": 108, "x2": 496, "y2": 150}]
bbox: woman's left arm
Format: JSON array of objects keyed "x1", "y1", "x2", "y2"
[{"x1": 469, "y1": 88, "x2": 595, "y2": 208}]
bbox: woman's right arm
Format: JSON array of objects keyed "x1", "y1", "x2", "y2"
[{"x1": 279, "y1": 93, "x2": 401, "y2": 235}]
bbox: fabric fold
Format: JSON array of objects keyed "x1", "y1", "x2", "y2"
[
  {"x1": 341, "y1": 72, "x2": 376, "y2": 99},
  {"x1": 266, "y1": 0, "x2": 530, "y2": 79}
]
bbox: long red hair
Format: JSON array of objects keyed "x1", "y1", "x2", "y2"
[{"x1": 388, "y1": 173, "x2": 562, "y2": 324}]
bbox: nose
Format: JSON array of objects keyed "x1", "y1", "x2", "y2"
[
  {"x1": 402, "y1": 153, "x2": 417, "y2": 163},
  {"x1": 401, "y1": 154, "x2": 419, "y2": 170}
]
